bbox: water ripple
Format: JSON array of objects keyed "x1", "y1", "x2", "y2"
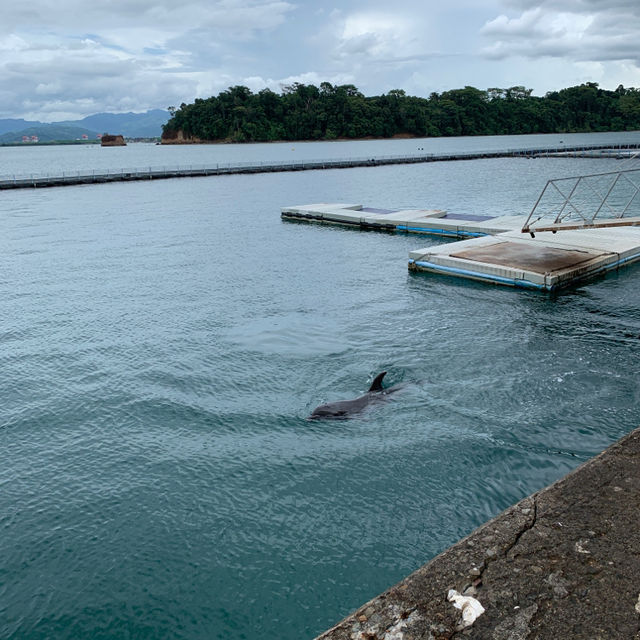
[{"x1": 1, "y1": 150, "x2": 639, "y2": 640}]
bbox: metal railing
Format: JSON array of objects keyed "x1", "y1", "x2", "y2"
[
  {"x1": 2, "y1": 143, "x2": 640, "y2": 190},
  {"x1": 522, "y1": 158, "x2": 640, "y2": 235}
]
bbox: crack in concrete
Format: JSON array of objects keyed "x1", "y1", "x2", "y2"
[
  {"x1": 472, "y1": 497, "x2": 539, "y2": 589},
  {"x1": 505, "y1": 497, "x2": 538, "y2": 560},
  {"x1": 449, "y1": 498, "x2": 539, "y2": 639}
]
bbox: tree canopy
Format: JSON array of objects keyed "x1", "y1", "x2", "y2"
[{"x1": 162, "y1": 82, "x2": 640, "y2": 143}]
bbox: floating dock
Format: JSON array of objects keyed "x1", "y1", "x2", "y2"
[
  {"x1": 408, "y1": 227, "x2": 640, "y2": 290},
  {"x1": 281, "y1": 203, "x2": 529, "y2": 238},
  {"x1": 286, "y1": 158, "x2": 640, "y2": 292},
  {"x1": 283, "y1": 203, "x2": 640, "y2": 290},
  {"x1": 2, "y1": 143, "x2": 639, "y2": 190}
]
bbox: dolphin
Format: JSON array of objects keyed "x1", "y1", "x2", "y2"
[{"x1": 309, "y1": 371, "x2": 402, "y2": 420}]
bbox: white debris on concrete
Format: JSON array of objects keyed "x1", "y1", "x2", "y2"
[
  {"x1": 575, "y1": 540, "x2": 590, "y2": 554},
  {"x1": 382, "y1": 610, "x2": 422, "y2": 640},
  {"x1": 635, "y1": 594, "x2": 640, "y2": 614},
  {"x1": 447, "y1": 589, "x2": 486, "y2": 627},
  {"x1": 348, "y1": 606, "x2": 422, "y2": 640}
]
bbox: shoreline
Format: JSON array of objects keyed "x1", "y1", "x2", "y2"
[
  {"x1": 159, "y1": 132, "x2": 420, "y2": 145},
  {"x1": 0, "y1": 140, "x2": 100, "y2": 148},
  {"x1": 315, "y1": 426, "x2": 640, "y2": 639},
  {"x1": 159, "y1": 129, "x2": 640, "y2": 146}
]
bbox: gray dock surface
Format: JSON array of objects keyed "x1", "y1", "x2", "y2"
[
  {"x1": 281, "y1": 203, "x2": 528, "y2": 238},
  {"x1": 315, "y1": 426, "x2": 640, "y2": 640},
  {"x1": 1, "y1": 143, "x2": 639, "y2": 190},
  {"x1": 409, "y1": 227, "x2": 640, "y2": 290}
]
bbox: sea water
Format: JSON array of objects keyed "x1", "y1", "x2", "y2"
[{"x1": 1, "y1": 137, "x2": 639, "y2": 639}]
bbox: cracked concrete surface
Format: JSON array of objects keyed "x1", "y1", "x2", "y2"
[{"x1": 315, "y1": 427, "x2": 640, "y2": 640}]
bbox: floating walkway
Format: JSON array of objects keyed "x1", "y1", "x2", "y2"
[
  {"x1": 1, "y1": 142, "x2": 639, "y2": 190},
  {"x1": 281, "y1": 203, "x2": 529, "y2": 238},
  {"x1": 287, "y1": 159, "x2": 640, "y2": 291},
  {"x1": 537, "y1": 149, "x2": 640, "y2": 159},
  {"x1": 283, "y1": 203, "x2": 640, "y2": 290},
  {"x1": 408, "y1": 227, "x2": 640, "y2": 291}
]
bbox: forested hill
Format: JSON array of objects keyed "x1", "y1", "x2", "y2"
[{"x1": 161, "y1": 82, "x2": 640, "y2": 144}]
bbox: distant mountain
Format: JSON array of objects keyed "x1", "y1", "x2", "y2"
[
  {"x1": 0, "y1": 109, "x2": 170, "y2": 142},
  {"x1": 64, "y1": 110, "x2": 170, "y2": 138},
  {"x1": 0, "y1": 119, "x2": 42, "y2": 136},
  {"x1": 0, "y1": 124, "x2": 100, "y2": 144}
]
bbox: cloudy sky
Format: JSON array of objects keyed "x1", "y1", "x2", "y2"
[{"x1": 2, "y1": 0, "x2": 639, "y2": 121}]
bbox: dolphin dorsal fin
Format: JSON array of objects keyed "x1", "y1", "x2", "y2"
[{"x1": 368, "y1": 371, "x2": 387, "y2": 392}]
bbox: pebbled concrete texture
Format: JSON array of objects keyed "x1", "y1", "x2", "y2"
[{"x1": 315, "y1": 427, "x2": 640, "y2": 640}]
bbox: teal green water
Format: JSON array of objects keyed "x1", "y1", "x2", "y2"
[{"x1": 1, "y1": 151, "x2": 640, "y2": 639}]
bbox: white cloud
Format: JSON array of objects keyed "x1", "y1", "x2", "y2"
[
  {"x1": 2, "y1": 0, "x2": 640, "y2": 120},
  {"x1": 502, "y1": 0, "x2": 638, "y2": 11},
  {"x1": 482, "y1": 2, "x2": 640, "y2": 64},
  {"x1": 0, "y1": 0, "x2": 299, "y2": 120},
  {"x1": 481, "y1": 9, "x2": 595, "y2": 58},
  {"x1": 0, "y1": 35, "x2": 29, "y2": 52},
  {"x1": 335, "y1": 11, "x2": 426, "y2": 61},
  {"x1": 2, "y1": 0, "x2": 295, "y2": 36},
  {"x1": 273, "y1": 71, "x2": 356, "y2": 90}
]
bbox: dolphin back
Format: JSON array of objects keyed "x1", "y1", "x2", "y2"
[
  {"x1": 368, "y1": 371, "x2": 387, "y2": 392},
  {"x1": 308, "y1": 371, "x2": 392, "y2": 420}
]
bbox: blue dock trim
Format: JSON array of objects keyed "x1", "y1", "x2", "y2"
[
  {"x1": 408, "y1": 259, "x2": 548, "y2": 290},
  {"x1": 410, "y1": 248, "x2": 640, "y2": 291},
  {"x1": 581, "y1": 249, "x2": 640, "y2": 280},
  {"x1": 614, "y1": 249, "x2": 640, "y2": 268},
  {"x1": 396, "y1": 225, "x2": 488, "y2": 238}
]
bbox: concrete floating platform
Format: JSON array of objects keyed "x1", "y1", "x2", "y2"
[
  {"x1": 281, "y1": 203, "x2": 530, "y2": 238},
  {"x1": 315, "y1": 426, "x2": 640, "y2": 640},
  {"x1": 408, "y1": 227, "x2": 640, "y2": 290}
]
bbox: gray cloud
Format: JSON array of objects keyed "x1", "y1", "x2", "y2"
[
  {"x1": 481, "y1": 2, "x2": 640, "y2": 65},
  {"x1": 0, "y1": 0, "x2": 298, "y2": 119},
  {"x1": 2, "y1": 0, "x2": 295, "y2": 35},
  {"x1": 502, "y1": 0, "x2": 638, "y2": 10},
  {"x1": 2, "y1": 0, "x2": 640, "y2": 121}
]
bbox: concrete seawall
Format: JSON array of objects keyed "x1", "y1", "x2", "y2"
[{"x1": 315, "y1": 427, "x2": 640, "y2": 639}]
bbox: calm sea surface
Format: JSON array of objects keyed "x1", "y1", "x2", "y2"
[
  {"x1": 1, "y1": 133, "x2": 640, "y2": 639},
  {"x1": 2, "y1": 129, "x2": 640, "y2": 176}
]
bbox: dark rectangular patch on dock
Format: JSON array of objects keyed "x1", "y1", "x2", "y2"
[{"x1": 451, "y1": 241, "x2": 600, "y2": 274}]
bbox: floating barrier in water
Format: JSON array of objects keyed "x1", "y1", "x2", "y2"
[
  {"x1": 281, "y1": 203, "x2": 529, "y2": 239},
  {"x1": 1, "y1": 143, "x2": 639, "y2": 190}
]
